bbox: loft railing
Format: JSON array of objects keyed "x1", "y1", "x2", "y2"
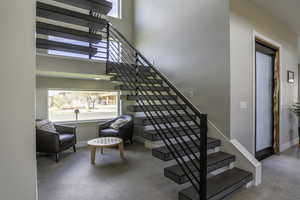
[{"x1": 105, "y1": 23, "x2": 208, "y2": 200}]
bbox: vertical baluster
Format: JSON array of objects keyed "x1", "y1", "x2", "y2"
[
  {"x1": 200, "y1": 114, "x2": 208, "y2": 200},
  {"x1": 107, "y1": 24, "x2": 110, "y2": 61},
  {"x1": 106, "y1": 23, "x2": 110, "y2": 74},
  {"x1": 88, "y1": 10, "x2": 93, "y2": 60},
  {"x1": 135, "y1": 52, "x2": 139, "y2": 97}
]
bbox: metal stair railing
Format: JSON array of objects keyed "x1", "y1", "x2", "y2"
[
  {"x1": 105, "y1": 23, "x2": 208, "y2": 200},
  {"x1": 35, "y1": 0, "x2": 208, "y2": 197}
]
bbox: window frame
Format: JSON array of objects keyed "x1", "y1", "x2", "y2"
[
  {"x1": 107, "y1": 0, "x2": 122, "y2": 19},
  {"x1": 47, "y1": 89, "x2": 121, "y2": 123}
]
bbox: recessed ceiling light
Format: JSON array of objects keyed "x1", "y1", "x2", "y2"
[{"x1": 94, "y1": 77, "x2": 101, "y2": 80}]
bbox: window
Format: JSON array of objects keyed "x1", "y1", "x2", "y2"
[
  {"x1": 107, "y1": 0, "x2": 121, "y2": 19},
  {"x1": 48, "y1": 90, "x2": 119, "y2": 122}
]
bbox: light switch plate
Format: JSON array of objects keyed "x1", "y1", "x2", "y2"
[
  {"x1": 240, "y1": 101, "x2": 248, "y2": 109},
  {"x1": 188, "y1": 90, "x2": 194, "y2": 97}
]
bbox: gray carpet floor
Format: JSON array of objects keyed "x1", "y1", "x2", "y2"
[{"x1": 37, "y1": 143, "x2": 300, "y2": 200}]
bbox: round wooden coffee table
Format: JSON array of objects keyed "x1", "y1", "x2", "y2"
[{"x1": 87, "y1": 137, "x2": 125, "y2": 165}]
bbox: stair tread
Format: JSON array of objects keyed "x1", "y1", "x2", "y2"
[
  {"x1": 164, "y1": 152, "x2": 235, "y2": 184},
  {"x1": 36, "y1": 38, "x2": 97, "y2": 56},
  {"x1": 155, "y1": 138, "x2": 220, "y2": 154},
  {"x1": 179, "y1": 168, "x2": 253, "y2": 200},
  {"x1": 37, "y1": 2, "x2": 108, "y2": 31},
  {"x1": 107, "y1": 62, "x2": 151, "y2": 72},
  {"x1": 137, "y1": 114, "x2": 195, "y2": 122},
  {"x1": 128, "y1": 104, "x2": 187, "y2": 112},
  {"x1": 108, "y1": 70, "x2": 156, "y2": 77},
  {"x1": 111, "y1": 76, "x2": 163, "y2": 84},
  {"x1": 143, "y1": 125, "x2": 199, "y2": 141},
  {"x1": 121, "y1": 95, "x2": 177, "y2": 101},
  {"x1": 145, "y1": 124, "x2": 199, "y2": 133},
  {"x1": 136, "y1": 114, "x2": 196, "y2": 126},
  {"x1": 53, "y1": 0, "x2": 113, "y2": 14},
  {"x1": 37, "y1": 22, "x2": 102, "y2": 43},
  {"x1": 116, "y1": 85, "x2": 169, "y2": 91},
  {"x1": 152, "y1": 138, "x2": 221, "y2": 161}
]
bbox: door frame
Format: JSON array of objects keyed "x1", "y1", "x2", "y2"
[
  {"x1": 254, "y1": 43, "x2": 275, "y2": 160},
  {"x1": 252, "y1": 31, "x2": 282, "y2": 156}
]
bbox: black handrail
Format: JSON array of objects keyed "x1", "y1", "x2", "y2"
[
  {"x1": 109, "y1": 24, "x2": 205, "y2": 120},
  {"x1": 109, "y1": 61, "x2": 201, "y2": 190},
  {"x1": 108, "y1": 48, "x2": 201, "y2": 173},
  {"x1": 107, "y1": 23, "x2": 207, "y2": 200}
]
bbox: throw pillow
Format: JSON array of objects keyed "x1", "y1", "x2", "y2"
[
  {"x1": 110, "y1": 118, "x2": 129, "y2": 130},
  {"x1": 36, "y1": 120, "x2": 56, "y2": 132}
]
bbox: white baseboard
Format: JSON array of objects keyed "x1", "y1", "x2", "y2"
[{"x1": 280, "y1": 138, "x2": 299, "y2": 152}]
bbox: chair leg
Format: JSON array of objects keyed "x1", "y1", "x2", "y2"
[
  {"x1": 73, "y1": 145, "x2": 76, "y2": 152},
  {"x1": 55, "y1": 153, "x2": 60, "y2": 163}
]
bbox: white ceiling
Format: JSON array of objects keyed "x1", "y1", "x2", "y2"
[{"x1": 250, "y1": 0, "x2": 300, "y2": 34}]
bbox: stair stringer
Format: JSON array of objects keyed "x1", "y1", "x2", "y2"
[{"x1": 207, "y1": 120, "x2": 262, "y2": 186}]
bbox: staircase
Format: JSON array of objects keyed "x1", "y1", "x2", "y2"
[{"x1": 35, "y1": 1, "x2": 253, "y2": 199}]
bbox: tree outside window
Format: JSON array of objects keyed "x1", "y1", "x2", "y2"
[{"x1": 48, "y1": 90, "x2": 119, "y2": 122}]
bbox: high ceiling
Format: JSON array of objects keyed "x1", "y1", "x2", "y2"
[{"x1": 250, "y1": 0, "x2": 300, "y2": 34}]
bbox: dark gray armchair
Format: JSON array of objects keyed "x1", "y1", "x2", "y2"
[
  {"x1": 36, "y1": 121, "x2": 77, "y2": 162},
  {"x1": 98, "y1": 115, "x2": 134, "y2": 144}
]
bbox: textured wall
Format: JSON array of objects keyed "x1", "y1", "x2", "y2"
[{"x1": 134, "y1": 0, "x2": 231, "y2": 136}]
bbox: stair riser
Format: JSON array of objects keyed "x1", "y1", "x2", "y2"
[
  {"x1": 164, "y1": 158, "x2": 235, "y2": 185},
  {"x1": 152, "y1": 141, "x2": 221, "y2": 161}
]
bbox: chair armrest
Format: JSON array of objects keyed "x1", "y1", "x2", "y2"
[
  {"x1": 98, "y1": 119, "x2": 115, "y2": 131},
  {"x1": 118, "y1": 121, "x2": 133, "y2": 134},
  {"x1": 36, "y1": 129, "x2": 60, "y2": 153},
  {"x1": 55, "y1": 125, "x2": 76, "y2": 135}
]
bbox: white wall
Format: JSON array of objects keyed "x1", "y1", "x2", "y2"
[
  {"x1": 0, "y1": 0, "x2": 37, "y2": 200},
  {"x1": 36, "y1": 55, "x2": 107, "y2": 76},
  {"x1": 36, "y1": 76, "x2": 120, "y2": 142},
  {"x1": 298, "y1": 36, "x2": 300, "y2": 63},
  {"x1": 134, "y1": 0, "x2": 231, "y2": 136},
  {"x1": 230, "y1": 0, "x2": 299, "y2": 154},
  {"x1": 109, "y1": 0, "x2": 134, "y2": 42}
]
